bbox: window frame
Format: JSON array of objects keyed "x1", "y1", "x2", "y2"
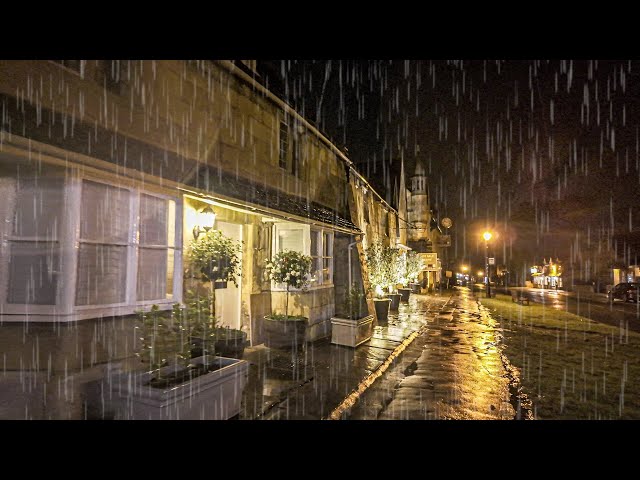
[
  {"x1": 135, "y1": 192, "x2": 181, "y2": 304},
  {"x1": 0, "y1": 168, "x2": 182, "y2": 318},
  {"x1": 0, "y1": 175, "x2": 68, "y2": 314},
  {"x1": 270, "y1": 222, "x2": 333, "y2": 291}
]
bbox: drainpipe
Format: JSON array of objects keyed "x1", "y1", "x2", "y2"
[{"x1": 348, "y1": 236, "x2": 363, "y2": 289}]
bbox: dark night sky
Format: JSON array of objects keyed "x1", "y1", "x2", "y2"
[{"x1": 258, "y1": 59, "x2": 640, "y2": 277}]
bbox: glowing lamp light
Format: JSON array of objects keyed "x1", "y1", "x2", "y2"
[
  {"x1": 462, "y1": 265, "x2": 468, "y2": 272},
  {"x1": 482, "y1": 231, "x2": 492, "y2": 242},
  {"x1": 477, "y1": 270, "x2": 484, "y2": 277},
  {"x1": 193, "y1": 205, "x2": 217, "y2": 240}
]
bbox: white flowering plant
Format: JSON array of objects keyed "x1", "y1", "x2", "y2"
[
  {"x1": 405, "y1": 251, "x2": 425, "y2": 283},
  {"x1": 265, "y1": 250, "x2": 313, "y2": 319}
]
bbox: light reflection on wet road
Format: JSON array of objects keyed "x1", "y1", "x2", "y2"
[{"x1": 349, "y1": 288, "x2": 517, "y2": 420}]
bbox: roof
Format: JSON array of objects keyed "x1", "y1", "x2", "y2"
[{"x1": 187, "y1": 165, "x2": 360, "y2": 233}]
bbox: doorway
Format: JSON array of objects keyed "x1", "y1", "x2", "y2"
[{"x1": 215, "y1": 221, "x2": 242, "y2": 330}]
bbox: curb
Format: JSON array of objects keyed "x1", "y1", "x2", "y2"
[{"x1": 324, "y1": 294, "x2": 455, "y2": 420}]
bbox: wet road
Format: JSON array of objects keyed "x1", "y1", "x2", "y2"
[
  {"x1": 348, "y1": 288, "x2": 518, "y2": 420},
  {"x1": 508, "y1": 287, "x2": 640, "y2": 333}
]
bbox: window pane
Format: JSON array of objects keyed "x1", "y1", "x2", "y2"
[
  {"x1": 278, "y1": 228, "x2": 303, "y2": 253},
  {"x1": 311, "y1": 231, "x2": 320, "y2": 256},
  {"x1": 13, "y1": 177, "x2": 64, "y2": 238},
  {"x1": 313, "y1": 258, "x2": 322, "y2": 283},
  {"x1": 76, "y1": 244, "x2": 127, "y2": 305},
  {"x1": 8, "y1": 241, "x2": 59, "y2": 305},
  {"x1": 323, "y1": 258, "x2": 332, "y2": 283},
  {"x1": 139, "y1": 194, "x2": 167, "y2": 245},
  {"x1": 323, "y1": 232, "x2": 331, "y2": 257},
  {"x1": 137, "y1": 248, "x2": 168, "y2": 301},
  {"x1": 80, "y1": 181, "x2": 129, "y2": 242},
  {"x1": 166, "y1": 249, "x2": 175, "y2": 298}
]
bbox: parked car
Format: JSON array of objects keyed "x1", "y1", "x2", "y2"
[{"x1": 607, "y1": 283, "x2": 640, "y2": 303}]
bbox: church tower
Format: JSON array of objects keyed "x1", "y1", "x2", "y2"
[{"x1": 408, "y1": 159, "x2": 430, "y2": 242}]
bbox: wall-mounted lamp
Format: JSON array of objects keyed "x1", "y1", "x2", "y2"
[{"x1": 193, "y1": 205, "x2": 216, "y2": 240}]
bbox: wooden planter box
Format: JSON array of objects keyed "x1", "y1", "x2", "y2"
[
  {"x1": 108, "y1": 356, "x2": 248, "y2": 420},
  {"x1": 330, "y1": 314, "x2": 374, "y2": 347}
]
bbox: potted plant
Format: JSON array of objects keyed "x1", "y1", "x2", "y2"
[
  {"x1": 397, "y1": 251, "x2": 412, "y2": 302},
  {"x1": 184, "y1": 291, "x2": 248, "y2": 360},
  {"x1": 406, "y1": 251, "x2": 424, "y2": 293},
  {"x1": 387, "y1": 247, "x2": 403, "y2": 311},
  {"x1": 188, "y1": 229, "x2": 246, "y2": 358},
  {"x1": 107, "y1": 304, "x2": 249, "y2": 420},
  {"x1": 263, "y1": 249, "x2": 313, "y2": 350},
  {"x1": 365, "y1": 240, "x2": 396, "y2": 323},
  {"x1": 330, "y1": 283, "x2": 374, "y2": 347}
]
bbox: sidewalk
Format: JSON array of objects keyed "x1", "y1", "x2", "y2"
[
  {"x1": 347, "y1": 287, "x2": 517, "y2": 420},
  {"x1": 238, "y1": 292, "x2": 451, "y2": 420}
]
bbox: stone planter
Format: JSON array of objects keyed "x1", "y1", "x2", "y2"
[
  {"x1": 387, "y1": 293, "x2": 401, "y2": 311},
  {"x1": 409, "y1": 282, "x2": 421, "y2": 294},
  {"x1": 373, "y1": 298, "x2": 391, "y2": 323},
  {"x1": 330, "y1": 314, "x2": 374, "y2": 347},
  {"x1": 108, "y1": 356, "x2": 249, "y2": 420},
  {"x1": 398, "y1": 288, "x2": 411, "y2": 302},
  {"x1": 263, "y1": 315, "x2": 308, "y2": 350}
]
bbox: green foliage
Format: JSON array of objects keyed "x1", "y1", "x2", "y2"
[
  {"x1": 135, "y1": 305, "x2": 192, "y2": 373},
  {"x1": 189, "y1": 229, "x2": 242, "y2": 285},
  {"x1": 365, "y1": 240, "x2": 400, "y2": 296},
  {"x1": 405, "y1": 251, "x2": 424, "y2": 283},
  {"x1": 342, "y1": 283, "x2": 366, "y2": 319},
  {"x1": 136, "y1": 292, "x2": 224, "y2": 375}
]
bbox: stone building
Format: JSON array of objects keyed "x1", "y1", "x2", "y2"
[{"x1": 0, "y1": 60, "x2": 406, "y2": 346}]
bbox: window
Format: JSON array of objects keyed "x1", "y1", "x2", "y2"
[
  {"x1": 321, "y1": 231, "x2": 333, "y2": 284},
  {"x1": 7, "y1": 177, "x2": 64, "y2": 305},
  {"x1": 272, "y1": 222, "x2": 332, "y2": 288},
  {"x1": 75, "y1": 181, "x2": 129, "y2": 306},
  {"x1": 0, "y1": 165, "x2": 182, "y2": 320},
  {"x1": 279, "y1": 120, "x2": 288, "y2": 169},
  {"x1": 291, "y1": 133, "x2": 300, "y2": 177},
  {"x1": 137, "y1": 194, "x2": 177, "y2": 301}
]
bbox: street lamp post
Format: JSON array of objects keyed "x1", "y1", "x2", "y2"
[{"x1": 483, "y1": 231, "x2": 492, "y2": 298}]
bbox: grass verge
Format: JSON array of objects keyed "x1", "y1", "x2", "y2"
[{"x1": 479, "y1": 293, "x2": 640, "y2": 419}]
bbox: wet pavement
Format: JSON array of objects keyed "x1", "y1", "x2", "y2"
[
  {"x1": 348, "y1": 288, "x2": 517, "y2": 420},
  {"x1": 239, "y1": 293, "x2": 450, "y2": 420}
]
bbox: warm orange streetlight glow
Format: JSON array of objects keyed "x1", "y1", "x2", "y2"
[
  {"x1": 462, "y1": 265, "x2": 468, "y2": 272},
  {"x1": 482, "y1": 231, "x2": 492, "y2": 242},
  {"x1": 477, "y1": 270, "x2": 484, "y2": 276}
]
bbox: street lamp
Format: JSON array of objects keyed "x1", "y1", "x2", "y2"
[{"x1": 483, "y1": 231, "x2": 492, "y2": 297}]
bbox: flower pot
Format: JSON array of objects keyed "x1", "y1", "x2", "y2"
[
  {"x1": 214, "y1": 328, "x2": 247, "y2": 359},
  {"x1": 387, "y1": 293, "x2": 401, "y2": 311},
  {"x1": 108, "y1": 356, "x2": 249, "y2": 420},
  {"x1": 263, "y1": 315, "x2": 308, "y2": 350},
  {"x1": 398, "y1": 288, "x2": 411, "y2": 302},
  {"x1": 190, "y1": 329, "x2": 247, "y2": 359},
  {"x1": 373, "y1": 298, "x2": 391, "y2": 323},
  {"x1": 409, "y1": 282, "x2": 421, "y2": 294},
  {"x1": 331, "y1": 314, "x2": 374, "y2": 347}
]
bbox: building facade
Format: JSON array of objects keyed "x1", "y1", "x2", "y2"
[{"x1": 0, "y1": 60, "x2": 406, "y2": 346}]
